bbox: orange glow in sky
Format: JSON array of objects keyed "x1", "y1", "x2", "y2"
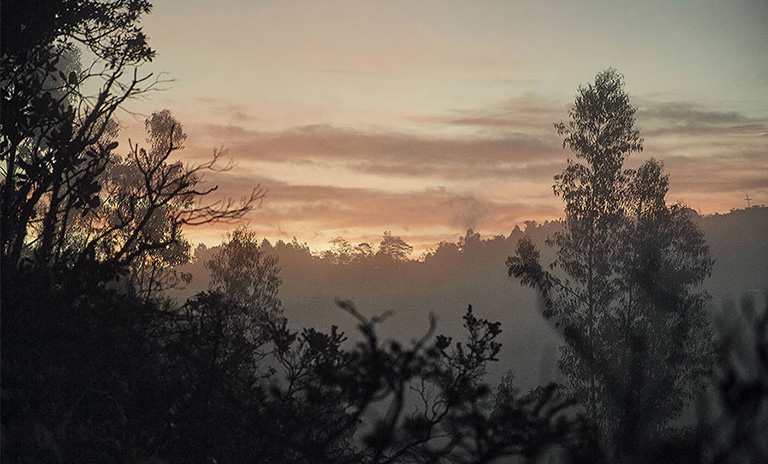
[{"x1": 119, "y1": 0, "x2": 768, "y2": 252}]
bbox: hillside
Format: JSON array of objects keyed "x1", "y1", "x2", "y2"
[{"x1": 171, "y1": 206, "x2": 767, "y2": 390}]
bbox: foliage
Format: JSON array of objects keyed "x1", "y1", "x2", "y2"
[
  {"x1": 320, "y1": 236, "x2": 376, "y2": 265},
  {"x1": 207, "y1": 226, "x2": 282, "y2": 315},
  {"x1": 1, "y1": 262, "x2": 173, "y2": 463},
  {"x1": 508, "y1": 69, "x2": 714, "y2": 458},
  {"x1": 265, "y1": 302, "x2": 582, "y2": 464},
  {"x1": 314, "y1": 231, "x2": 413, "y2": 266},
  {"x1": 377, "y1": 230, "x2": 414, "y2": 263},
  {"x1": 204, "y1": 225, "x2": 283, "y2": 348},
  {"x1": 1, "y1": 0, "x2": 262, "y2": 281},
  {"x1": 708, "y1": 293, "x2": 768, "y2": 463},
  {"x1": 1, "y1": 0, "x2": 155, "y2": 266},
  {"x1": 1, "y1": 0, "x2": 155, "y2": 65},
  {"x1": 1, "y1": 263, "x2": 583, "y2": 464}
]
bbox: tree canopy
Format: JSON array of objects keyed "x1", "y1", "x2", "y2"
[{"x1": 508, "y1": 69, "x2": 714, "y2": 459}]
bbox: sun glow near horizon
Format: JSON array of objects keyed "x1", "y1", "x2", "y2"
[{"x1": 120, "y1": 0, "x2": 767, "y2": 252}]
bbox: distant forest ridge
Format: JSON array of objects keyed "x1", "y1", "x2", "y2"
[
  {"x1": 186, "y1": 205, "x2": 767, "y2": 269},
  {"x1": 176, "y1": 205, "x2": 768, "y2": 327},
  {"x1": 170, "y1": 205, "x2": 766, "y2": 393}
]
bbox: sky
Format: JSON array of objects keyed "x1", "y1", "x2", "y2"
[{"x1": 119, "y1": 0, "x2": 768, "y2": 252}]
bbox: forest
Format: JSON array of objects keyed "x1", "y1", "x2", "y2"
[{"x1": 2, "y1": 1, "x2": 767, "y2": 463}]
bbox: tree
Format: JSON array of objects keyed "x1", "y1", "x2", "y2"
[
  {"x1": 1, "y1": 0, "x2": 155, "y2": 267},
  {"x1": 321, "y1": 236, "x2": 355, "y2": 265},
  {"x1": 205, "y1": 225, "x2": 283, "y2": 339},
  {"x1": 1, "y1": 1, "x2": 263, "y2": 278},
  {"x1": 352, "y1": 241, "x2": 376, "y2": 263},
  {"x1": 265, "y1": 302, "x2": 582, "y2": 464},
  {"x1": 376, "y1": 231, "x2": 413, "y2": 263},
  {"x1": 63, "y1": 109, "x2": 263, "y2": 300},
  {"x1": 508, "y1": 69, "x2": 714, "y2": 459},
  {"x1": 319, "y1": 238, "x2": 378, "y2": 265},
  {"x1": 0, "y1": 3, "x2": 265, "y2": 460},
  {"x1": 708, "y1": 293, "x2": 768, "y2": 464}
]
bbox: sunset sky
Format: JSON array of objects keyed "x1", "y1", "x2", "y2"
[{"x1": 120, "y1": 0, "x2": 768, "y2": 252}]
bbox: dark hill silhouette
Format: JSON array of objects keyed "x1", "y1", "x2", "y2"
[
  {"x1": 171, "y1": 206, "x2": 768, "y2": 391},
  {"x1": 691, "y1": 206, "x2": 768, "y2": 300}
]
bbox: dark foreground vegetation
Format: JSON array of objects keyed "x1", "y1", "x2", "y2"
[{"x1": 2, "y1": 1, "x2": 766, "y2": 463}]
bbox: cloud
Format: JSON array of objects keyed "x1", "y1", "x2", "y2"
[
  {"x1": 643, "y1": 152, "x2": 768, "y2": 214},
  {"x1": 445, "y1": 195, "x2": 487, "y2": 230},
  {"x1": 187, "y1": 179, "x2": 562, "y2": 249},
  {"x1": 351, "y1": 158, "x2": 561, "y2": 181},
  {"x1": 194, "y1": 97, "x2": 259, "y2": 123},
  {"x1": 314, "y1": 68, "x2": 388, "y2": 78},
  {"x1": 637, "y1": 100, "x2": 768, "y2": 137},
  {"x1": 640, "y1": 101, "x2": 752, "y2": 125},
  {"x1": 412, "y1": 94, "x2": 570, "y2": 131},
  {"x1": 663, "y1": 154, "x2": 768, "y2": 192},
  {"x1": 189, "y1": 122, "x2": 562, "y2": 182},
  {"x1": 176, "y1": 94, "x2": 767, "y2": 250}
]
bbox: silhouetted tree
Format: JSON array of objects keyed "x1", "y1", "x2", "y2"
[
  {"x1": 708, "y1": 293, "x2": 768, "y2": 463},
  {"x1": 492, "y1": 373, "x2": 598, "y2": 463},
  {"x1": 377, "y1": 230, "x2": 414, "y2": 263},
  {"x1": 458, "y1": 228, "x2": 482, "y2": 252},
  {"x1": 1, "y1": 1, "x2": 262, "y2": 278},
  {"x1": 0, "y1": 2, "x2": 263, "y2": 461},
  {"x1": 205, "y1": 225, "x2": 283, "y2": 337},
  {"x1": 0, "y1": 259, "x2": 181, "y2": 462},
  {"x1": 94, "y1": 110, "x2": 264, "y2": 299},
  {"x1": 321, "y1": 236, "x2": 356, "y2": 264},
  {"x1": 508, "y1": 69, "x2": 714, "y2": 459},
  {"x1": 1, "y1": 0, "x2": 155, "y2": 267},
  {"x1": 264, "y1": 302, "x2": 582, "y2": 464}
]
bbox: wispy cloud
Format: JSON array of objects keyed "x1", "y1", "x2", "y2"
[
  {"x1": 641, "y1": 101, "x2": 753, "y2": 125},
  {"x1": 192, "y1": 122, "x2": 561, "y2": 181},
  {"x1": 638, "y1": 100, "x2": 768, "y2": 137},
  {"x1": 187, "y1": 170, "x2": 561, "y2": 249},
  {"x1": 314, "y1": 68, "x2": 388, "y2": 78},
  {"x1": 249, "y1": 183, "x2": 555, "y2": 230},
  {"x1": 176, "y1": 94, "x2": 767, "y2": 248},
  {"x1": 412, "y1": 94, "x2": 570, "y2": 131}
]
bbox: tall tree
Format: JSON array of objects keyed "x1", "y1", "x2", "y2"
[
  {"x1": 508, "y1": 69, "x2": 713, "y2": 458},
  {"x1": 0, "y1": 1, "x2": 262, "y2": 275},
  {"x1": 94, "y1": 110, "x2": 262, "y2": 299},
  {"x1": 1, "y1": 0, "x2": 155, "y2": 266},
  {"x1": 0, "y1": 3, "x2": 264, "y2": 459},
  {"x1": 205, "y1": 226, "x2": 283, "y2": 340}
]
